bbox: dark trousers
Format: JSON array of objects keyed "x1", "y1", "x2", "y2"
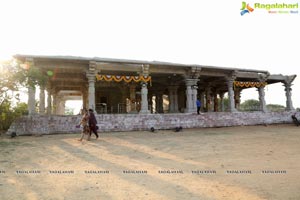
[
  {"x1": 292, "y1": 116, "x2": 300, "y2": 126},
  {"x1": 197, "y1": 107, "x2": 201, "y2": 114},
  {"x1": 89, "y1": 124, "x2": 99, "y2": 138}
]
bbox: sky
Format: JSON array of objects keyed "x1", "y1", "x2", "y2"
[{"x1": 0, "y1": 0, "x2": 299, "y2": 109}]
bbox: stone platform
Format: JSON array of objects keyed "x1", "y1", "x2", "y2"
[{"x1": 6, "y1": 111, "x2": 296, "y2": 135}]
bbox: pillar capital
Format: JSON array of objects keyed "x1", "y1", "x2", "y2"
[
  {"x1": 185, "y1": 78, "x2": 199, "y2": 87},
  {"x1": 258, "y1": 72, "x2": 270, "y2": 82},
  {"x1": 226, "y1": 71, "x2": 237, "y2": 82},
  {"x1": 185, "y1": 66, "x2": 201, "y2": 79},
  {"x1": 86, "y1": 71, "x2": 96, "y2": 81},
  {"x1": 141, "y1": 64, "x2": 150, "y2": 76},
  {"x1": 283, "y1": 75, "x2": 296, "y2": 85},
  {"x1": 89, "y1": 61, "x2": 97, "y2": 71}
]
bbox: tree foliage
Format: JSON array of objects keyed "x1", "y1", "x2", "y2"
[
  {"x1": 240, "y1": 99, "x2": 286, "y2": 112},
  {"x1": 239, "y1": 99, "x2": 260, "y2": 111},
  {"x1": 13, "y1": 60, "x2": 48, "y2": 88},
  {"x1": 0, "y1": 59, "x2": 46, "y2": 130},
  {"x1": 267, "y1": 104, "x2": 285, "y2": 112}
]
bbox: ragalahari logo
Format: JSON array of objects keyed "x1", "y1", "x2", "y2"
[{"x1": 240, "y1": 2, "x2": 254, "y2": 15}]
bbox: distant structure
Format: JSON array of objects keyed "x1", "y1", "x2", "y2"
[{"x1": 14, "y1": 54, "x2": 296, "y2": 115}]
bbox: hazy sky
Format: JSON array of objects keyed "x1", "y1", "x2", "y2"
[{"x1": 1, "y1": 0, "x2": 299, "y2": 108}]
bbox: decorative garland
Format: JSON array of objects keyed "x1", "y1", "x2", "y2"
[
  {"x1": 234, "y1": 81, "x2": 267, "y2": 88},
  {"x1": 96, "y1": 74, "x2": 152, "y2": 84}
]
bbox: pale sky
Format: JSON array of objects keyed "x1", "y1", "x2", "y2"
[{"x1": 1, "y1": 0, "x2": 299, "y2": 108}]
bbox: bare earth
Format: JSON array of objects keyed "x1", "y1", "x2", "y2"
[{"x1": 0, "y1": 124, "x2": 300, "y2": 200}]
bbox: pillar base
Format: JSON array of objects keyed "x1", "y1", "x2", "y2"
[
  {"x1": 139, "y1": 110, "x2": 151, "y2": 114},
  {"x1": 184, "y1": 108, "x2": 196, "y2": 113}
]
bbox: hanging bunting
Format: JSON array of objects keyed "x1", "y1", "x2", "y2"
[
  {"x1": 96, "y1": 74, "x2": 152, "y2": 85},
  {"x1": 234, "y1": 81, "x2": 267, "y2": 88}
]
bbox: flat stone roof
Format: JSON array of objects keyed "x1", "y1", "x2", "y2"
[{"x1": 14, "y1": 54, "x2": 269, "y2": 74}]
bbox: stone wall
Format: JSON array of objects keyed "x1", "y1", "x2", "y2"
[{"x1": 7, "y1": 111, "x2": 297, "y2": 135}]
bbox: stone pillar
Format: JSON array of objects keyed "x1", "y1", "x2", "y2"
[
  {"x1": 192, "y1": 85, "x2": 198, "y2": 112},
  {"x1": 219, "y1": 92, "x2": 225, "y2": 112},
  {"x1": 52, "y1": 92, "x2": 57, "y2": 114},
  {"x1": 213, "y1": 92, "x2": 218, "y2": 112},
  {"x1": 56, "y1": 95, "x2": 65, "y2": 115},
  {"x1": 200, "y1": 91, "x2": 205, "y2": 112},
  {"x1": 129, "y1": 84, "x2": 137, "y2": 113},
  {"x1": 156, "y1": 92, "x2": 164, "y2": 113},
  {"x1": 184, "y1": 79, "x2": 198, "y2": 113},
  {"x1": 47, "y1": 89, "x2": 52, "y2": 115},
  {"x1": 139, "y1": 83, "x2": 150, "y2": 114},
  {"x1": 86, "y1": 72, "x2": 96, "y2": 112},
  {"x1": 234, "y1": 88, "x2": 241, "y2": 110},
  {"x1": 258, "y1": 86, "x2": 268, "y2": 112},
  {"x1": 39, "y1": 86, "x2": 45, "y2": 114},
  {"x1": 226, "y1": 76, "x2": 237, "y2": 112},
  {"x1": 28, "y1": 86, "x2": 36, "y2": 115},
  {"x1": 168, "y1": 86, "x2": 179, "y2": 113},
  {"x1": 205, "y1": 86, "x2": 212, "y2": 112},
  {"x1": 284, "y1": 83, "x2": 295, "y2": 111},
  {"x1": 82, "y1": 90, "x2": 88, "y2": 109}
]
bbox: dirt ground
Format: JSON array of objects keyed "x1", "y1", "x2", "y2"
[{"x1": 0, "y1": 124, "x2": 300, "y2": 200}]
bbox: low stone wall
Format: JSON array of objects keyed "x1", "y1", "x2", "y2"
[{"x1": 6, "y1": 111, "x2": 297, "y2": 135}]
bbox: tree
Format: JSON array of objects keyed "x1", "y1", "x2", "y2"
[
  {"x1": 13, "y1": 60, "x2": 48, "y2": 88},
  {"x1": 65, "y1": 107, "x2": 74, "y2": 115},
  {"x1": 267, "y1": 104, "x2": 285, "y2": 112},
  {"x1": 240, "y1": 99, "x2": 260, "y2": 111},
  {"x1": 0, "y1": 59, "x2": 44, "y2": 130}
]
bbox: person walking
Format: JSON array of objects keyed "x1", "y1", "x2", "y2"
[
  {"x1": 78, "y1": 109, "x2": 90, "y2": 141},
  {"x1": 196, "y1": 99, "x2": 201, "y2": 115},
  {"x1": 88, "y1": 109, "x2": 99, "y2": 139}
]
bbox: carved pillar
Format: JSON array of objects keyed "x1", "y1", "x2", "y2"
[
  {"x1": 86, "y1": 63, "x2": 96, "y2": 111},
  {"x1": 52, "y1": 91, "x2": 57, "y2": 114},
  {"x1": 200, "y1": 91, "x2": 205, "y2": 112},
  {"x1": 213, "y1": 92, "x2": 218, "y2": 112},
  {"x1": 258, "y1": 86, "x2": 267, "y2": 112},
  {"x1": 129, "y1": 84, "x2": 137, "y2": 113},
  {"x1": 155, "y1": 92, "x2": 164, "y2": 113},
  {"x1": 39, "y1": 86, "x2": 45, "y2": 114},
  {"x1": 192, "y1": 85, "x2": 198, "y2": 112},
  {"x1": 28, "y1": 86, "x2": 36, "y2": 115},
  {"x1": 26, "y1": 58, "x2": 36, "y2": 115},
  {"x1": 82, "y1": 90, "x2": 88, "y2": 109},
  {"x1": 139, "y1": 83, "x2": 150, "y2": 114},
  {"x1": 282, "y1": 75, "x2": 296, "y2": 111},
  {"x1": 205, "y1": 86, "x2": 212, "y2": 112},
  {"x1": 56, "y1": 95, "x2": 65, "y2": 115},
  {"x1": 184, "y1": 79, "x2": 198, "y2": 113},
  {"x1": 226, "y1": 76, "x2": 237, "y2": 112},
  {"x1": 234, "y1": 88, "x2": 241, "y2": 110},
  {"x1": 284, "y1": 83, "x2": 295, "y2": 111},
  {"x1": 168, "y1": 86, "x2": 179, "y2": 113},
  {"x1": 47, "y1": 88, "x2": 52, "y2": 115},
  {"x1": 219, "y1": 92, "x2": 225, "y2": 112},
  {"x1": 138, "y1": 64, "x2": 150, "y2": 114}
]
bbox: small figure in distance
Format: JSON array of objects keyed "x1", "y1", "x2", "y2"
[
  {"x1": 88, "y1": 109, "x2": 99, "y2": 139},
  {"x1": 291, "y1": 112, "x2": 300, "y2": 127},
  {"x1": 196, "y1": 98, "x2": 201, "y2": 115}
]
